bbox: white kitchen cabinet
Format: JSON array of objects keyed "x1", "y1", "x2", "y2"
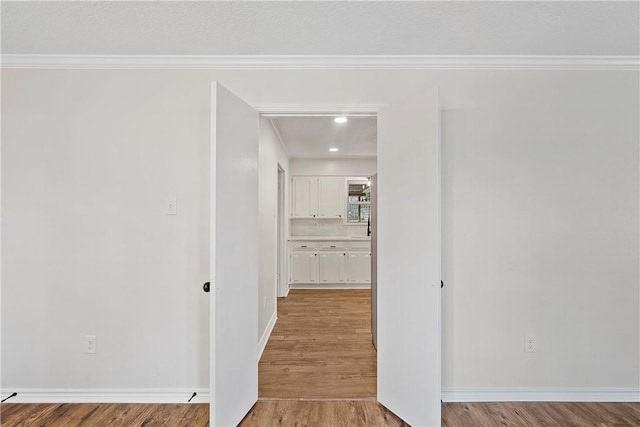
[
  {"x1": 318, "y1": 177, "x2": 344, "y2": 219},
  {"x1": 289, "y1": 240, "x2": 371, "y2": 287},
  {"x1": 291, "y1": 176, "x2": 344, "y2": 219},
  {"x1": 291, "y1": 177, "x2": 319, "y2": 218},
  {"x1": 290, "y1": 251, "x2": 319, "y2": 283},
  {"x1": 348, "y1": 251, "x2": 371, "y2": 283},
  {"x1": 319, "y1": 251, "x2": 348, "y2": 284}
]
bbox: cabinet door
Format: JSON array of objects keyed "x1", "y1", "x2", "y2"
[
  {"x1": 290, "y1": 251, "x2": 319, "y2": 283},
  {"x1": 348, "y1": 251, "x2": 371, "y2": 283},
  {"x1": 291, "y1": 177, "x2": 318, "y2": 217},
  {"x1": 318, "y1": 177, "x2": 344, "y2": 218},
  {"x1": 309, "y1": 252, "x2": 319, "y2": 283},
  {"x1": 319, "y1": 251, "x2": 348, "y2": 283}
]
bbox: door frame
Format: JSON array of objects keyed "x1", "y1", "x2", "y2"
[
  {"x1": 257, "y1": 104, "x2": 385, "y2": 117},
  {"x1": 276, "y1": 163, "x2": 287, "y2": 297}
]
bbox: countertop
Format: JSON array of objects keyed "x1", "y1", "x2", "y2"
[{"x1": 288, "y1": 236, "x2": 371, "y2": 241}]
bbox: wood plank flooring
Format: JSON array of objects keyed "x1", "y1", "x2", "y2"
[
  {"x1": 239, "y1": 400, "x2": 407, "y2": 427},
  {"x1": 258, "y1": 289, "x2": 376, "y2": 399},
  {"x1": 0, "y1": 403, "x2": 209, "y2": 426},
  {"x1": 440, "y1": 402, "x2": 640, "y2": 427},
  {"x1": 3, "y1": 401, "x2": 639, "y2": 426}
]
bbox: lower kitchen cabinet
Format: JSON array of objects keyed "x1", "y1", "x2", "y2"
[
  {"x1": 319, "y1": 251, "x2": 348, "y2": 284},
  {"x1": 347, "y1": 251, "x2": 372, "y2": 284},
  {"x1": 289, "y1": 240, "x2": 371, "y2": 287},
  {"x1": 290, "y1": 251, "x2": 319, "y2": 284}
]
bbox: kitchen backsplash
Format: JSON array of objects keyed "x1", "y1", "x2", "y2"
[{"x1": 290, "y1": 219, "x2": 368, "y2": 237}]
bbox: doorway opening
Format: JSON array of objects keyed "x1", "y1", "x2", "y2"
[
  {"x1": 211, "y1": 85, "x2": 441, "y2": 426},
  {"x1": 258, "y1": 113, "x2": 378, "y2": 400}
]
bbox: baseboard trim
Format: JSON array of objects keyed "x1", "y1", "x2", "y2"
[
  {"x1": 1, "y1": 389, "x2": 210, "y2": 404},
  {"x1": 258, "y1": 311, "x2": 277, "y2": 360},
  {"x1": 441, "y1": 387, "x2": 640, "y2": 402},
  {"x1": 4, "y1": 387, "x2": 637, "y2": 404}
]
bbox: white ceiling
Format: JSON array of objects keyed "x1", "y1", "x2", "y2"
[
  {"x1": 2, "y1": 1, "x2": 638, "y2": 56},
  {"x1": 270, "y1": 116, "x2": 377, "y2": 159}
]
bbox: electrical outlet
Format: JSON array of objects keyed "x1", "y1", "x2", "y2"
[
  {"x1": 84, "y1": 335, "x2": 97, "y2": 354},
  {"x1": 525, "y1": 334, "x2": 536, "y2": 353}
]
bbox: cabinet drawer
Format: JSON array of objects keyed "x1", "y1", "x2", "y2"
[
  {"x1": 318, "y1": 242, "x2": 346, "y2": 250},
  {"x1": 346, "y1": 241, "x2": 371, "y2": 250},
  {"x1": 290, "y1": 241, "x2": 318, "y2": 250}
]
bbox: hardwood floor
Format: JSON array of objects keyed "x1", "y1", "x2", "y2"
[
  {"x1": 239, "y1": 400, "x2": 406, "y2": 427},
  {"x1": 0, "y1": 403, "x2": 209, "y2": 426},
  {"x1": 3, "y1": 401, "x2": 639, "y2": 426},
  {"x1": 441, "y1": 402, "x2": 640, "y2": 427},
  {"x1": 258, "y1": 289, "x2": 376, "y2": 399}
]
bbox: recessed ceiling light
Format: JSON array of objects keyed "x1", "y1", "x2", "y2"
[
  {"x1": 334, "y1": 117, "x2": 348, "y2": 124},
  {"x1": 329, "y1": 147, "x2": 339, "y2": 152}
]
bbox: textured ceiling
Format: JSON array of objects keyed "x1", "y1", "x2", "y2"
[
  {"x1": 2, "y1": 1, "x2": 638, "y2": 56},
  {"x1": 271, "y1": 116, "x2": 376, "y2": 159}
]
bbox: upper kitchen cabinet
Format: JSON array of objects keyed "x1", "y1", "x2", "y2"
[
  {"x1": 291, "y1": 176, "x2": 319, "y2": 217},
  {"x1": 291, "y1": 176, "x2": 344, "y2": 219},
  {"x1": 318, "y1": 177, "x2": 344, "y2": 218}
]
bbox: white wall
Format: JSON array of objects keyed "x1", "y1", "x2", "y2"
[
  {"x1": 2, "y1": 71, "x2": 211, "y2": 391},
  {"x1": 258, "y1": 118, "x2": 289, "y2": 345},
  {"x1": 290, "y1": 158, "x2": 376, "y2": 176},
  {"x1": 1, "y1": 68, "x2": 638, "y2": 399},
  {"x1": 441, "y1": 104, "x2": 639, "y2": 390}
]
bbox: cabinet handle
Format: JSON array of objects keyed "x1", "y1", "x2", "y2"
[
  {"x1": 314, "y1": 253, "x2": 317, "y2": 256},
  {"x1": 301, "y1": 245, "x2": 307, "y2": 248},
  {"x1": 330, "y1": 245, "x2": 336, "y2": 248},
  {"x1": 203, "y1": 282, "x2": 210, "y2": 293}
]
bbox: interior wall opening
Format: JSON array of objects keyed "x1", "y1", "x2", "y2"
[{"x1": 258, "y1": 113, "x2": 378, "y2": 400}]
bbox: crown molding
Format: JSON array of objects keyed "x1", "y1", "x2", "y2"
[{"x1": 1, "y1": 55, "x2": 638, "y2": 71}]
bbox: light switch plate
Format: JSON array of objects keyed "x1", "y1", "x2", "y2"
[{"x1": 165, "y1": 198, "x2": 177, "y2": 215}]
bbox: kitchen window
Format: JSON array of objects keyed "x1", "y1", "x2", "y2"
[{"x1": 347, "y1": 179, "x2": 371, "y2": 223}]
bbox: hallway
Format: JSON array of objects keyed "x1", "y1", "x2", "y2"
[{"x1": 258, "y1": 289, "x2": 376, "y2": 399}]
